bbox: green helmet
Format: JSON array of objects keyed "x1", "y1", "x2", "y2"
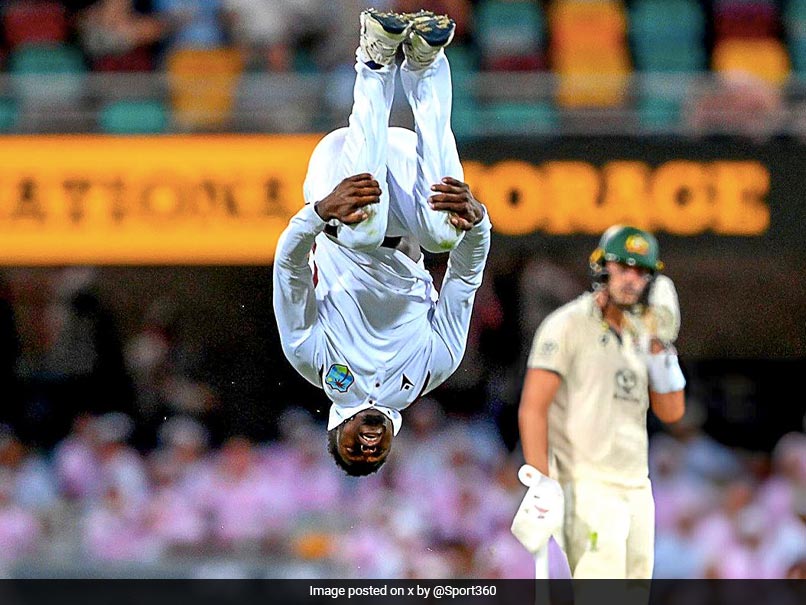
[{"x1": 589, "y1": 225, "x2": 664, "y2": 280}]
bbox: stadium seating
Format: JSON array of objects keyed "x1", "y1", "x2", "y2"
[
  {"x1": 475, "y1": 0, "x2": 545, "y2": 71},
  {"x1": 549, "y1": 0, "x2": 631, "y2": 107},
  {"x1": 784, "y1": 0, "x2": 806, "y2": 73},
  {"x1": 2, "y1": 1, "x2": 67, "y2": 49},
  {"x1": 99, "y1": 100, "x2": 169, "y2": 134},
  {"x1": 486, "y1": 102, "x2": 558, "y2": 134},
  {"x1": 714, "y1": 0, "x2": 779, "y2": 40},
  {"x1": 92, "y1": 48, "x2": 154, "y2": 73},
  {"x1": 446, "y1": 45, "x2": 479, "y2": 138},
  {"x1": 712, "y1": 38, "x2": 791, "y2": 86},
  {"x1": 9, "y1": 44, "x2": 86, "y2": 105},
  {"x1": 166, "y1": 48, "x2": 243, "y2": 130},
  {"x1": 0, "y1": 98, "x2": 18, "y2": 132},
  {"x1": 629, "y1": 0, "x2": 707, "y2": 72}
]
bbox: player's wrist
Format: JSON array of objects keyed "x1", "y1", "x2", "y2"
[
  {"x1": 647, "y1": 350, "x2": 686, "y2": 393},
  {"x1": 313, "y1": 199, "x2": 331, "y2": 222}
]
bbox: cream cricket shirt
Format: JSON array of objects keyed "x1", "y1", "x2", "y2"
[{"x1": 528, "y1": 292, "x2": 651, "y2": 487}]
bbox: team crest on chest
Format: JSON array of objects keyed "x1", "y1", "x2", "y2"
[
  {"x1": 325, "y1": 363, "x2": 354, "y2": 393},
  {"x1": 614, "y1": 368, "x2": 640, "y2": 402}
]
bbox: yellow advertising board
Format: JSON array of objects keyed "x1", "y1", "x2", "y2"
[
  {"x1": 0, "y1": 136, "x2": 770, "y2": 264},
  {"x1": 0, "y1": 136, "x2": 318, "y2": 264}
]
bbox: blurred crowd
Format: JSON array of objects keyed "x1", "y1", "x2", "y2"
[
  {"x1": 0, "y1": 259, "x2": 802, "y2": 578},
  {"x1": 0, "y1": 1, "x2": 803, "y2": 136},
  {"x1": 0, "y1": 400, "x2": 805, "y2": 578}
]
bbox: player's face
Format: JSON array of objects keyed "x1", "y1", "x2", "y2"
[
  {"x1": 606, "y1": 261, "x2": 651, "y2": 307},
  {"x1": 337, "y1": 410, "x2": 393, "y2": 466}
]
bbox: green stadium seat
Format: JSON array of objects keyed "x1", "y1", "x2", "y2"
[
  {"x1": 630, "y1": 0, "x2": 706, "y2": 73},
  {"x1": 632, "y1": 45, "x2": 707, "y2": 72},
  {"x1": 446, "y1": 45, "x2": 478, "y2": 112},
  {"x1": 475, "y1": 0, "x2": 544, "y2": 66},
  {"x1": 784, "y1": 0, "x2": 806, "y2": 23},
  {"x1": 9, "y1": 44, "x2": 86, "y2": 104},
  {"x1": 292, "y1": 48, "x2": 320, "y2": 74},
  {"x1": 451, "y1": 101, "x2": 481, "y2": 140},
  {"x1": 789, "y1": 37, "x2": 806, "y2": 73},
  {"x1": 0, "y1": 99, "x2": 18, "y2": 132},
  {"x1": 485, "y1": 102, "x2": 558, "y2": 135},
  {"x1": 638, "y1": 96, "x2": 681, "y2": 129},
  {"x1": 638, "y1": 75, "x2": 688, "y2": 130},
  {"x1": 99, "y1": 100, "x2": 169, "y2": 134}
]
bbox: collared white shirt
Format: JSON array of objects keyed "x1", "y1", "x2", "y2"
[
  {"x1": 273, "y1": 203, "x2": 491, "y2": 435},
  {"x1": 527, "y1": 292, "x2": 653, "y2": 487}
]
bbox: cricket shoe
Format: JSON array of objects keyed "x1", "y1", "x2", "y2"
[
  {"x1": 402, "y1": 10, "x2": 456, "y2": 70},
  {"x1": 359, "y1": 9, "x2": 413, "y2": 68}
]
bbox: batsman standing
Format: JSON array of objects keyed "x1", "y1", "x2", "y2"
[
  {"x1": 273, "y1": 9, "x2": 490, "y2": 476},
  {"x1": 511, "y1": 226, "x2": 686, "y2": 579}
]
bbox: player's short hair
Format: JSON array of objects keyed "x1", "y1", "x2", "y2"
[{"x1": 327, "y1": 427, "x2": 387, "y2": 476}]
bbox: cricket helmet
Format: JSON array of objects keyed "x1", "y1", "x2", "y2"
[{"x1": 589, "y1": 225, "x2": 664, "y2": 284}]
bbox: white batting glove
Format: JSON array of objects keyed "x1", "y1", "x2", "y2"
[
  {"x1": 510, "y1": 464, "x2": 564, "y2": 555},
  {"x1": 644, "y1": 274, "x2": 681, "y2": 344}
]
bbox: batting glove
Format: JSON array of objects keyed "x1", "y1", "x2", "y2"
[{"x1": 510, "y1": 464, "x2": 564, "y2": 555}]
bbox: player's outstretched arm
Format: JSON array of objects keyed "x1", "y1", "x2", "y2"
[
  {"x1": 273, "y1": 174, "x2": 380, "y2": 385},
  {"x1": 427, "y1": 178, "x2": 491, "y2": 388}
]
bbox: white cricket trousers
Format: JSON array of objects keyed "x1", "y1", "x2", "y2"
[
  {"x1": 303, "y1": 51, "x2": 465, "y2": 253},
  {"x1": 560, "y1": 479, "x2": 655, "y2": 579}
]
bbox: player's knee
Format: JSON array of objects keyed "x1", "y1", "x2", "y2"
[
  {"x1": 337, "y1": 224, "x2": 386, "y2": 252},
  {"x1": 418, "y1": 223, "x2": 464, "y2": 254}
]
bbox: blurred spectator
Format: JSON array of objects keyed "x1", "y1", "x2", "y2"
[
  {"x1": 0, "y1": 481, "x2": 42, "y2": 565},
  {"x1": 222, "y1": 0, "x2": 322, "y2": 72},
  {"x1": 77, "y1": 0, "x2": 167, "y2": 71},
  {"x1": 686, "y1": 72, "x2": 785, "y2": 140},
  {"x1": 393, "y1": 0, "x2": 473, "y2": 42},
  {"x1": 0, "y1": 426, "x2": 57, "y2": 514},
  {"x1": 27, "y1": 268, "x2": 132, "y2": 447},
  {"x1": 153, "y1": 0, "x2": 226, "y2": 49},
  {"x1": 53, "y1": 414, "x2": 103, "y2": 500},
  {"x1": 0, "y1": 275, "x2": 21, "y2": 433}
]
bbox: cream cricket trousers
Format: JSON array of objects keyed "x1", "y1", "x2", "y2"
[
  {"x1": 559, "y1": 479, "x2": 655, "y2": 579},
  {"x1": 303, "y1": 51, "x2": 464, "y2": 253}
]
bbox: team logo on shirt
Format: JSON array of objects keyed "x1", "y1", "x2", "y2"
[
  {"x1": 539, "y1": 341, "x2": 558, "y2": 356},
  {"x1": 325, "y1": 364, "x2": 354, "y2": 393},
  {"x1": 615, "y1": 368, "x2": 639, "y2": 402}
]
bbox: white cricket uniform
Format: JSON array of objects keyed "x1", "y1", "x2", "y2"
[
  {"x1": 273, "y1": 51, "x2": 491, "y2": 435},
  {"x1": 527, "y1": 292, "x2": 655, "y2": 579}
]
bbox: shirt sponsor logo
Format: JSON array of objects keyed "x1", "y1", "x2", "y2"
[
  {"x1": 401, "y1": 374, "x2": 413, "y2": 391},
  {"x1": 325, "y1": 364, "x2": 354, "y2": 393}
]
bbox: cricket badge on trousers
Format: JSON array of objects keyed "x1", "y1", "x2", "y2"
[{"x1": 325, "y1": 364, "x2": 355, "y2": 393}]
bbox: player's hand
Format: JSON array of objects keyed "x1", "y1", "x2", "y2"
[
  {"x1": 315, "y1": 173, "x2": 382, "y2": 225},
  {"x1": 428, "y1": 177, "x2": 485, "y2": 231},
  {"x1": 510, "y1": 464, "x2": 564, "y2": 555}
]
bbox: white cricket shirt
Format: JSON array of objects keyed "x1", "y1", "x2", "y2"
[
  {"x1": 273, "y1": 203, "x2": 491, "y2": 435},
  {"x1": 528, "y1": 292, "x2": 652, "y2": 487}
]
